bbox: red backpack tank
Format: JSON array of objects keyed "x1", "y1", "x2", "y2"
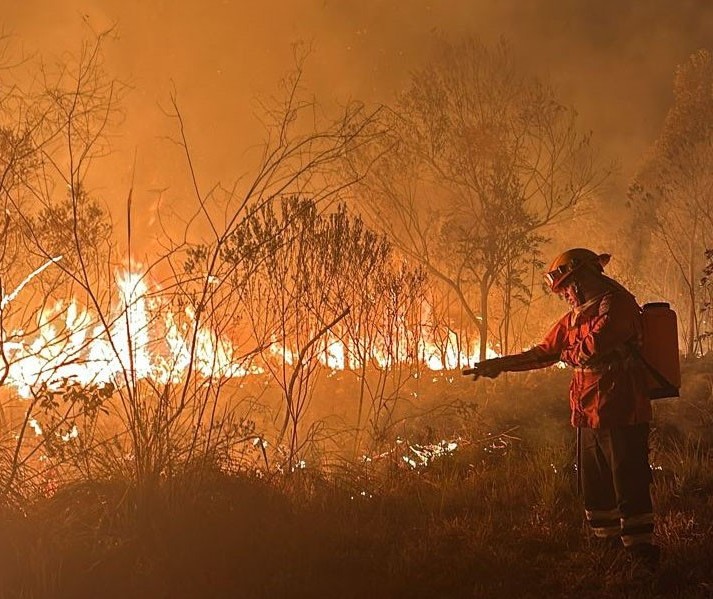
[{"x1": 641, "y1": 302, "x2": 681, "y2": 399}]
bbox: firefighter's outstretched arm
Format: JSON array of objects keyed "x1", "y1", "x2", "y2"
[{"x1": 462, "y1": 347, "x2": 559, "y2": 380}]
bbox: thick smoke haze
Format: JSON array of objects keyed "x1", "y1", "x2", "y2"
[{"x1": 4, "y1": 0, "x2": 713, "y2": 247}]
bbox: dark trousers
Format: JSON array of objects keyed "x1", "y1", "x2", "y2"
[{"x1": 580, "y1": 423, "x2": 654, "y2": 546}]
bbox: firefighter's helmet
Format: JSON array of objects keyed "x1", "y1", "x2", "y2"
[{"x1": 544, "y1": 248, "x2": 611, "y2": 292}]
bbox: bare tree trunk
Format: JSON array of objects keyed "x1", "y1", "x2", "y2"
[
  {"x1": 687, "y1": 220, "x2": 699, "y2": 356},
  {"x1": 479, "y1": 278, "x2": 490, "y2": 361},
  {"x1": 502, "y1": 261, "x2": 513, "y2": 356}
]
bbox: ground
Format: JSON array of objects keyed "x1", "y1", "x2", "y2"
[{"x1": 1, "y1": 359, "x2": 712, "y2": 598}]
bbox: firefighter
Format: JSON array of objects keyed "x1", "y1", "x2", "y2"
[{"x1": 464, "y1": 248, "x2": 659, "y2": 570}]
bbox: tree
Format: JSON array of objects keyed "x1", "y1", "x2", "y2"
[
  {"x1": 24, "y1": 186, "x2": 113, "y2": 277},
  {"x1": 0, "y1": 33, "x2": 119, "y2": 499},
  {"x1": 173, "y1": 49, "x2": 385, "y2": 469},
  {"x1": 353, "y1": 37, "x2": 607, "y2": 360},
  {"x1": 700, "y1": 248, "x2": 713, "y2": 354},
  {"x1": 629, "y1": 49, "x2": 713, "y2": 357},
  {"x1": 220, "y1": 197, "x2": 426, "y2": 462}
]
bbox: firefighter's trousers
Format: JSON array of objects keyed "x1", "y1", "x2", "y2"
[{"x1": 580, "y1": 422, "x2": 654, "y2": 546}]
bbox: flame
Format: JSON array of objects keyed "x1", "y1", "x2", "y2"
[
  {"x1": 2, "y1": 269, "x2": 250, "y2": 396},
  {"x1": 321, "y1": 337, "x2": 346, "y2": 371},
  {"x1": 2, "y1": 268, "x2": 498, "y2": 397}
]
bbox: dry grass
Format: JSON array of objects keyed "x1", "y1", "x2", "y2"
[{"x1": 1, "y1": 360, "x2": 713, "y2": 598}]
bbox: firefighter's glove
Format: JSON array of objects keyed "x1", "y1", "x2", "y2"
[{"x1": 462, "y1": 357, "x2": 505, "y2": 381}]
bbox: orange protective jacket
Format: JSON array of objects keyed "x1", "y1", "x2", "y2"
[{"x1": 517, "y1": 286, "x2": 651, "y2": 428}]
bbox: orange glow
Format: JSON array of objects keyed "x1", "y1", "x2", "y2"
[{"x1": 2, "y1": 269, "x2": 496, "y2": 397}]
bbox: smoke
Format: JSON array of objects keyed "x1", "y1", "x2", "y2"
[{"x1": 4, "y1": 0, "x2": 713, "y2": 247}]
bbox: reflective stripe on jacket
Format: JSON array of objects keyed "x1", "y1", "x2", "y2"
[{"x1": 535, "y1": 289, "x2": 651, "y2": 428}]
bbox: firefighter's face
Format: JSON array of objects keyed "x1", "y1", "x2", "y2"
[{"x1": 559, "y1": 281, "x2": 582, "y2": 308}]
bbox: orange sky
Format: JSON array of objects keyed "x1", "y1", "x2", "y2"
[{"x1": 4, "y1": 0, "x2": 713, "y2": 253}]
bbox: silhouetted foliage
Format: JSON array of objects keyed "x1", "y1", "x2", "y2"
[
  {"x1": 629, "y1": 49, "x2": 713, "y2": 356},
  {"x1": 354, "y1": 37, "x2": 608, "y2": 359}
]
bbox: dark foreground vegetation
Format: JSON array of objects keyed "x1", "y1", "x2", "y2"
[{"x1": 1, "y1": 360, "x2": 712, "y2": 599}]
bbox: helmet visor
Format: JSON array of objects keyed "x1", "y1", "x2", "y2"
[{"x1": 544, "y1": 264, "x2": 573, "y2": 290}]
